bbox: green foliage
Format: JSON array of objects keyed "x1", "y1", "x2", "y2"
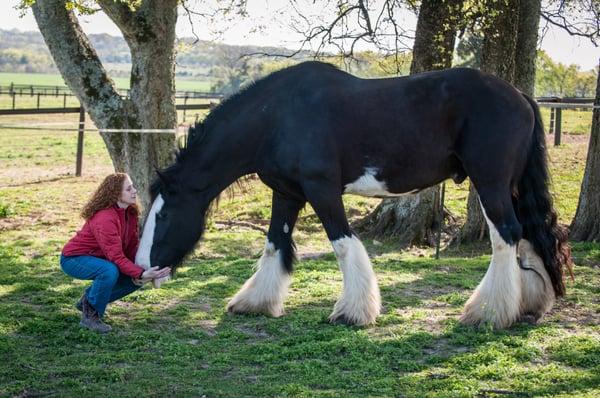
[
  {"x1": 0, "y1": 202, "x2": 12, "y2": 218},
  {"x1": 535, "y1": 50, "x2": 598, "y2": 97}
]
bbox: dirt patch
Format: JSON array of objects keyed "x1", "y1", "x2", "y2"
[
  {"x1": 0, "y1": 210, "x2": 46, "y2": 232},
  {"x1": 552, "y1": 132, "x2": 589, "y2": 145},
  {"x1": 547, "y1": 299, "x2": 600, "y2": 327},
  {"x1": 198, "y1": 319, "x2": 218, "y2": 336}
]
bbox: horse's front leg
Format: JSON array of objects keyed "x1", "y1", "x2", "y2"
[
  {"x1": 304, "y1": 182, "x2": 381, "y2": 326},
  {"x1": 227, "y1": 192, "x2": 304, "y2": 317}
]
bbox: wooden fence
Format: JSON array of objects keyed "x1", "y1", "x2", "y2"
[
  {"x1": 0, "y1": 102, "x2": 217, "y2": 177},
  {"x1": 0, "y1": 83, "x2": 223, "y2": 99},
  {"x1": 537, "y1": 97, "x2": 597, "y2": 146}
]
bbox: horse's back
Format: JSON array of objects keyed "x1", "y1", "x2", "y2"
[{"x1": 257, "y1": 63, "x2": 535, "y2": 195}]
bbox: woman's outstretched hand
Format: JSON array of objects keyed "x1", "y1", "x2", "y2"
[{"x1": 142, "y1": 266, "x2": 171, "y2": 280}]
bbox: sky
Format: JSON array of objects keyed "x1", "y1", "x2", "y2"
[{"x1": 1, "y1": 0, "x2": 598, "y2": 71}]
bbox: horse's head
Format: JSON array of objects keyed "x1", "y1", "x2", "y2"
[{"x1": 136, "y1": 169, "x2": 207, "y2": 269}]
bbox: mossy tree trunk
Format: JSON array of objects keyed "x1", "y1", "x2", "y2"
[
  {"x1": 571, "y1": 65, "x2": 600, "y2": 241},
  {"x1": 357, "y1": 0, "x2": 464, "y2": 247},
  {"x1": 32, "y1": 0, "x2": 178, "y2": 211}
]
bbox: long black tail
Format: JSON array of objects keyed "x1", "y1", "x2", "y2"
[{"x1": 516, "y1": 94, "x2": 573, "y2": 296}]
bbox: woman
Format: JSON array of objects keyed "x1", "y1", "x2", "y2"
[{"x1": 61, "y1": 173, "x2": 171, "y2": 333}]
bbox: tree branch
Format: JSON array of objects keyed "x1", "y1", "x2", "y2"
[{"x1": 540, "y1": 0, "x2": 600, "y2": 46}]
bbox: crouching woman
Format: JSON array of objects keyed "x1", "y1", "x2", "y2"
[{"x1": 60, "y1": 173, "x2": 170, "y2": 333}]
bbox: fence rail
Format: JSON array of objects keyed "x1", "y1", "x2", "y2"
[
  {"x1": 0, "y1": 102, "x2": 217, "y2": 178},
  {"x1": 0, "y1": 83, "x2": 223, "y2": 104},
  {"x1": 536, "y1": 97, "x2": 596, "y2": 146}
]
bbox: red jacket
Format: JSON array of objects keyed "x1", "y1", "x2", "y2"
[{"x1": 62, "y1": 205, "x2": 145, "y2": 278}]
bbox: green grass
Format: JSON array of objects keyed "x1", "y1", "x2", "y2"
[
  {"x1": 540, "y1": 107, "x2": 593, "y2": 136},
  {"x1": 0, "y1": 72, "x2": 213, "y2": 92},
  {"x1": 0, "y1": 114, "x2": 598, "y2": 396}
]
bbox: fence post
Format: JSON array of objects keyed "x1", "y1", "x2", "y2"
[
  {"x1": 549, "y1": 107, "x2": 555, "y2": 134},
  {"x1": 554, "y1": 107, "x2": 562, "y2": 146},
  {"x1": 37, "y1": 93, "x2": 41, "y2": 109},
  {"x1": 435, "y1": 182, "x2": 446, "y2": 260},
  {"x1": 76, "y1": 107, "x2": 85, "y2": 176},
  {"x1": 30, "y1": 85, "x2": 34, "y2": 96},
  {"x1": 11, "y1": 92, "x2": 16, "y2": 109},
  {"x1": 183, "y1": 94, "x2": 188, "y2": 121},
  {"x1": 63, "y1": 93, "x2": 67, "y2": 108}
]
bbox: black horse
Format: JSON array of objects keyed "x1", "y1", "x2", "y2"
[{"x1": 135, "y1": 61, "x2": 571, "y2": 328}]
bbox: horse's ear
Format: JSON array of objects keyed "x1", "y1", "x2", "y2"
[
  {"x1": 155, "y1": 169, "x2": 170, "y2": 186},
  {"x1": 188, "y1": 121, "x2": 205, "y2": 144}
]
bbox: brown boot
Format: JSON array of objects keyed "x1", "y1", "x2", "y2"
[{"x1": 80, "y1": 295, "x2": 112, "y2": 333}]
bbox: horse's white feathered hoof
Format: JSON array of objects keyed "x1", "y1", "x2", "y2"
[
  {"x1": 460, "y1": 290, "x2": 520, "y2": 329},
  {"x1": 227, "y1": 275, "x2": 288, "y2": 318},
  {"x1": 226, "y1": 241, "x2": 290, "y2": 318},
  {"x1": 227, "y1": 294, "x2": 285, "y2": 318},
  {"x1": 328, "y1": 290, "x2": 381, "y2": 326}
]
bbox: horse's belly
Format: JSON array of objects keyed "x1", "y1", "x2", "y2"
[{"x1": 343, "y1": 167, "x2": 419, "y2": 198}]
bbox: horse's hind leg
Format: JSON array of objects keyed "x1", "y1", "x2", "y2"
[
  {"x1": 227, "y1": 191, "x2": 305, "y2": 317},
  {"x1": 460, "y1": 186, "x2": 523, "y2": 329},
  {"x1": 303, "y1": 183, "x2": 381, "y2": 326}
]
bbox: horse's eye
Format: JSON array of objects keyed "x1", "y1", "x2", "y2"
[{"x1": 156, "y1": 211, "x2": 166, "y2": 220}]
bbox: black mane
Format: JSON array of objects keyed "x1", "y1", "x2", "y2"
[{"x1": 150, "y1": 61, "x2": 341, "y2": 201}]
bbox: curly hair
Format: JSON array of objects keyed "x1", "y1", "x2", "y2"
[{"x1": 81, "y1": 173, "x2": 140, "y2": 220}]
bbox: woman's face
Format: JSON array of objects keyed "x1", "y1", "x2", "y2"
[{"x1": 119, "y1": 176, "x2": 137, "y2": 206}]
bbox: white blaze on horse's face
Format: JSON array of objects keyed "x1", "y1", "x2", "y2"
[
  {"x1": 135, "y1": 194, "x2": 165, "y2": 269},
  {"x1": 344, "y1": 167, "x2": 417, "y2": 197}
]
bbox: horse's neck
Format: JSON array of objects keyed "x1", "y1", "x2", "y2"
[{"x1": 187, "y1": 124, "x2": 256, "y2": 199}]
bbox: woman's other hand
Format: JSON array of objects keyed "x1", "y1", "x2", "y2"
[{"x1": 141, "y1": 266, "x2": 171, "y2": 280}]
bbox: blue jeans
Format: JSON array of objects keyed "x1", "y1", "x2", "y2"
[{"x1": 60, "y1": 255, "x2": 140, "y2": 317}]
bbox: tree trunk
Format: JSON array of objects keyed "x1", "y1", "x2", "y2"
[
  {"x1": 570, "y1": 64, "x2": 600, "y2": 241},
  {"x1": 358, "y1": 0, "x2": 464, "y2": 246},
  {"x1": 461, "y1": 0, "x2": 522, "y2": 242},
  {"x1": 514, "y1": 0, "x2": 541, "y2": 96},
  {"x1": 32, "y1": 0, "x2": 177, "y2": 211}
]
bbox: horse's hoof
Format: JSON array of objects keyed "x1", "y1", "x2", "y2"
[
  {"x1": 518, "y1": 314, "x2": 539, "y2": 325},
  {"x1": 329, "y1": 313, "x2": 355, "y2": 325},
  {"x1": 227, "y1": 301, "x2": 284, "y2": 317},
  {"x1": 329, "y1": 312, "x2": 375, "y2": 326}
]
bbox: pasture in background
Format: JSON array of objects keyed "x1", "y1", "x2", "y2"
[{"x1": 0, "y1": 71, "x2": 213, "y2": 92}]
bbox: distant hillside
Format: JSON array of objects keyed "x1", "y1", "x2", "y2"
[{"x1": 0, "y1": 29, "x2": 311, "y2": 78}]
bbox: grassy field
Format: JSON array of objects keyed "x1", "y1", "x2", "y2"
[
  {"x1": 0, "y1": 72, "x2": 213, "y2": 92},
  {"x1": 0, "y1": 108, "x2": 599, "y2": 397}
]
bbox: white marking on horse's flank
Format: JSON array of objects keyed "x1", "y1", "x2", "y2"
[
  {"x1": 283, "y1": 223, "x2": 289, "y2": 234},
  {"x1": 330, "y1": 235, "x2": 381, "y2": 325},
  {"x1": 344, "y1": 167, "x2": 415, "y2": 197},
  {"x1": 226, "y1": 240, "x2": 290, "y2": 317},
  {"x1": 135, "y1": 194, "x2": 164, "y2": 270},
  {"x1": 461, "y1": 204, "x2": 521, "y2": 328}
]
